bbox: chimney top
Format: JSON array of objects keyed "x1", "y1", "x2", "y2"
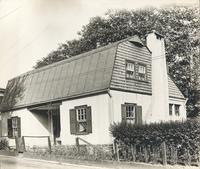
[{"x1": 151, "y1": 30, "x2": 164, "y2": 39}]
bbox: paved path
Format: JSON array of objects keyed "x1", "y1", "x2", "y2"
[{"x1": 0, "y1": 155, "x2": 198, "y2": 169}]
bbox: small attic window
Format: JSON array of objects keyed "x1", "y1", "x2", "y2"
[{"x1": 126, "y1": 61, "x2": 135, "y2": 79}]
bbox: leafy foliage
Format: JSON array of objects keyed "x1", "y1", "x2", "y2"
[
  {"x1": 110, "y1": 119, "x2": 200, "y2": 161},
  {"x1": 34, "y1": 5, "x2": 199, "y2": 116}
]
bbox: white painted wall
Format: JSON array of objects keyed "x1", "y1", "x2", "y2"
[
  {"x1": 60, "y1": 93, "x2": 112, "y2": 145},
  {"x1": 1, "y1": 109, "x2": 50, "y2": 147},
  {"x1": 109, "y1": 90, "x2": 152, "y2": 124},
  {"x1": 146, "y1": 31, "x2": 169, "y2": 122},
  {"x1": 169, "y1": 97, "x2": 187, "y2": 121}
]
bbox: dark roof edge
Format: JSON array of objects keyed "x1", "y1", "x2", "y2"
[{"x1": 0, "y1": 88, "x2": 109, "y2": 112}]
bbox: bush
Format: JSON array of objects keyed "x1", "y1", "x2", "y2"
[
  {"x1": 110, "y1": 119, "x2": 200, "y2": 162},
  {"x1": 0, "y1": 138, "x2": 9, "y2": 150},
  {"x1": 26, "y1": 144, "x2": 114, "y2": 161}
]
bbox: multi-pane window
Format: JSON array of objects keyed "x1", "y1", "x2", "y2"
[
  {"x1": 125, "y1": 104, "x2": 136, "y2": 124},
  {"x1": 169, "y1": 104, "x2": 173, "y2": 116},
  {"x1": 7, "y1": 116, "x2": 21, "y2": 138},
  {"x1": 70, "y1": 105, "x2": 92, "y2": 135},
  {"x1": 76, "y1": 108, "x2": 87, "y2": 122},
  {"x1": 76, "y1": 107, "x2": 87, "y2": 133},
  {"x1": 175, "y1": 104, "x2": 180, "y2": 116},
  {"x1": 138, "y1": 64, "x2": 147, "y2": 81},
  {"x1": 121, "y1": 103, "x2": 142, "y2": 125},
  {"x1": 126, "y1": 62, "x2": 135, "y2": 79}
]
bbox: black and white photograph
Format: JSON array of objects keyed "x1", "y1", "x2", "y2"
[{"x1": 0, "y1": 0, "x2": 199, "y2": 168}]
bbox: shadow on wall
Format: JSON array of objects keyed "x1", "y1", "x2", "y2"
[{"x1": 29, "y1": 110, "x2": 50, "y2": 132}]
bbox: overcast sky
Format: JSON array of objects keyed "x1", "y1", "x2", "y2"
[{"x1": 0, "y1": 0, "x2": 198, "y2": 88}]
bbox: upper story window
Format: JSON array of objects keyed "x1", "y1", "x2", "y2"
[
  {"x1": 126, "y1": 61, "x2": 135, "y2": 79},
  {"x1": 175, "y1": 104, "x2": 180, "y2": 116},
  {"x1": 138, "y1": 64, "x2": 147, "y2": 81}
]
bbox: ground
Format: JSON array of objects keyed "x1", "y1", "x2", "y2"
[{"x1": 0, "y1": 155, "x2": 198, "y2": 169}]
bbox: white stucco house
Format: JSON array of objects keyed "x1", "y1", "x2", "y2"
[{"x1": 0, "y1": 31, "x2": 186, "y2": 147}]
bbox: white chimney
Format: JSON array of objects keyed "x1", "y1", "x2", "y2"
[{"x1": 146, "y1": 30, "x2": 169, "y2": 122}]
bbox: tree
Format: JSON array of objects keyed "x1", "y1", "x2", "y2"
[{"x1": 34, "y1": 5, "x2": 199, "y2": 117}]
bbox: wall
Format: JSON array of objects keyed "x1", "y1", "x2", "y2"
[
  {"x1": 1, "y1": 109, "x2": 50, "y2": 147},
  {"x1": 168, "y1": 97, "x2": 187, "y2": 121},
  {"x1": 60, "y1": 93, "x2": 111, "y2": 145},
  {"x1": 109, "y1": 90, "x2": 152, "y2": 124}
]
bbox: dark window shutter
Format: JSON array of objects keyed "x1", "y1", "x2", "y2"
[
  {"x1": 135, "y1": 106, "x2": 142, "y2": 125},
  {"x1": 69, "y1": 109, "x2": 77, "y2": 134},
  {"x1": 86, "y1": 106, "x2": 92, "y2": 134},
  {"x1": 121, "y1": 104, "x2": 126, "y2": 122},
  {"x1": 17, "y1": 117, "x2": 21, "y2": 137},
  {"x1": 7, "y1": 118, "x2": 13, "y2": 138}
]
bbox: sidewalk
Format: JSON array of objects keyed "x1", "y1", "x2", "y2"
[{"x1": 1, "y1": 154, "x2": 197, "y2": 169}]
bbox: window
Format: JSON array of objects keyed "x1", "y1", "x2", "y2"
[
  {"x1": 175, "y1": 105, "x2": 180, "y2": 116},
  {"x1": 76, "y1": 107, "x2": 87, "y2": 133},
  {"x1": 169, "y1": 104, "x2": 173, "y2": 116},
  {"x1": 138, "y1": 64, "x2": 147, "y2": 81},
  {"x1": 7, "y1": 116, "x2": 21, "y2": 138},
  {"x1": 126, "y1": 61, "x2": 135, "y2": 79},
  {"x1": 125, "y1": 104, "x2": 136, "y2": 124},
  {"x1": 70, "y1": 105, "x2": 92, "y2": 135},
  {"x1": 121, "y1": 103, "x2": 142, "y2": 125}
]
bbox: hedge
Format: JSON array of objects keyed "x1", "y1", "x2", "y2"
[{"x1": 110, "y1": 118, "x2": 200, "y2": 162}]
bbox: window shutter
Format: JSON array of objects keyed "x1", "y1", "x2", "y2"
[
  {"x1": 69, "y1": 109, "x2": 77, "y2": 134},
  {"x1": 17, "y1": 117, "x2": 21, "y2": 137},
  {"x1": 7, "y1": 118, "x2": 13, "y2": 138},
  {"x1": 135, "y1": 106, "x2": 142, "y2": 125},
  {"x1": 86, "y1": 106, "x2": 92, "y2": 134},
  {"x1": 121, "y1": 104, "x2": 126, "y2": 122}
]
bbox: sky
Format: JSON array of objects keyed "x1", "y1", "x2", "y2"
[{"x1": 0, "y1": 0, "x2": 198, "y2": 88}]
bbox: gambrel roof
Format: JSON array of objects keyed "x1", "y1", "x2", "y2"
[{"x1": 1, "y1": 36, "x2": 185, "y2": 112}]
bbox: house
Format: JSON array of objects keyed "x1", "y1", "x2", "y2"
[
  {"x1": 0, "y1": 88, "x2": 5, "y2": 136},
  {"x1": 0, "y1": 31, "x2": 186, "y2": 147}
]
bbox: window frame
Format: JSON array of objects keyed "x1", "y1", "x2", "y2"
[
  {"x1": 137, "y1": 63, "x2": 147, "y2": 81},
  {"x1": 169, "y1": 104, "x2": 173, "y2": 116},
  {"x1": 125, "y1": 103, "x2": 137, "y2": 124},
  {"x1": 125, "y1": 60, "x2": 136, "y2": 80},
  {"x1": 175, "y1": 104, "x2": 180, "y2": 116},
  {"x1": 70, "y1": 105, "x2": 92, "y2": 135},
  {"x1": 7, "y1": 116, "x2": 21, "y2": 138}
]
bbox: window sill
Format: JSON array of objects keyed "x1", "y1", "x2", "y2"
[{"x1": 125, "y1": 77, "x2": 149, "y2": 83}]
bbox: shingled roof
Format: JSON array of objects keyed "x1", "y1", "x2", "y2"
[{"x1": 1, "y1": 36, "x2": 185, "y2": 111}]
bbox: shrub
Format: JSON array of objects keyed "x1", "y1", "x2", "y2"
[
  {"x1": 110, "y1": 119, "x2": 200, "y2": 163},
  {"x1": 0, "y1": 138, "x2": 9, "y2": 150}
]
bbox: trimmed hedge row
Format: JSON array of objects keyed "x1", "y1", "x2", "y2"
[{"x1": 110, "y1": 119, "x2": 200, "y2": 158}]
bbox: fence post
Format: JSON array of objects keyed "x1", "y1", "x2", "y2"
[
  {"x1": 76, "y1": 137, "x2": 80, "y2": 154},
  {"x1": 161, "y1": 142, "x2": 167, "y2": 165},
  {"x1": 48, "y1": 136, "x2": 51, "y2": 154},
  {"x1": 187, "y1": 149, "x2": 191, "y2": 166},
  {"x1": 116, "y1": 143, "x2": 120, "y2": 162},
  {"x1": 131, "y1": 145, "x2": 136, "y2": 162},
  {"x1": 22, "y1": 136, "x2": 26, "y2": 152},
  {"x1": 144, "y1": 146, "x2": 148, "y2": 163},
  {"x1": 15, "y1": 137, "x2": 19, "y2": 152}
]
